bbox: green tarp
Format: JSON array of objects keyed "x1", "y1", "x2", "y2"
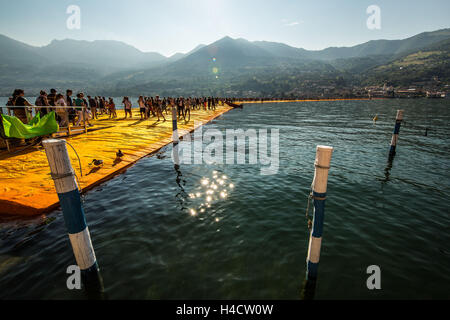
[{"x1": 1, "y1": 111, "x2": 59, "y2": 139}]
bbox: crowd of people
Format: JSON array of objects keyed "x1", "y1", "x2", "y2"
[
  {"x1": 134, "y1": 95, "x2": 221, "y2": 122},
  {"x1": 3, "y1": 88, "x2": 226, "y2": 128}
]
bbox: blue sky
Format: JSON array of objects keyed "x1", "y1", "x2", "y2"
[{"x1": 0, "y1": 0, "x2": 449, "y2": 56}]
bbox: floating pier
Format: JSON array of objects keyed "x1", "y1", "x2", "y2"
[
  {"x1": 241, "y1": 98, "x2": 386, "y2": 104},
  {"x1": 0, "y1": 105, "x2": 233, "y2": 216}
]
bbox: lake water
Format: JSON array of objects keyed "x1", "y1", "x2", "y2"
[{"x1": 0, "y1": 99, "x2": 449, "y2": 299}]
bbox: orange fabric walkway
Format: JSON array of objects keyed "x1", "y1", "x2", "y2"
[{"x1": 0, "y1": 105, "x2": 233, "y2": 216}]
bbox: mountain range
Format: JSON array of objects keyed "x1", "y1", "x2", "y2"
[{"x1": 1, "y1": 28, "x2": 449, "y2": 97}]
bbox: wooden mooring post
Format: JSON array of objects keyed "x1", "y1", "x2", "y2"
[
  {"x1": 302, "y1": 145, "x2": 333, "y2": 299},
  {"x1": 172, "y1": 104, "x2": 180, "y2": 167},
  {"x1": 389, "y1": 110, "x2": 404, "y2": 159},
  {"x1": 42, "y1": 139, "x2": 104, "y2": 296}
]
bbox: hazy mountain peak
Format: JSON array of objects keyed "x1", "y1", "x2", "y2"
[{"x1": 214, "y1": 36, "x2": 236, "y2": 44}]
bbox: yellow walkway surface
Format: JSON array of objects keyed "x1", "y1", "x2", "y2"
[{"x1": 0, "y1": 105, "x2": 233, "y2": 216}]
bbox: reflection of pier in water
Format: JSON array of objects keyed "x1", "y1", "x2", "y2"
[{"x1": 174, "y1": 164, "x2": 189, "y2": 211}]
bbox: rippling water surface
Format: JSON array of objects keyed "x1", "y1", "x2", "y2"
[{"x1": 1, "y1": 99, "x2": 449, "y2": 299}]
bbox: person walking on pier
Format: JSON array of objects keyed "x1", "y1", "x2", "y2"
[
  {"x1": 98, "y1": 97, "x2": 105, "y2": 115},
  {"x1": 184, "y1": 97, "x2": 191, "y2": 121},
  {"x1": 138, "y1": 96, "x2": 146, "y2": 120},
  {"x1": 9, "y1": 89, "x2": 32, "y2": 124},
  {"x1": 162, "y1": 97, "x2": 168, "y2": 115},
  {"x1": 56, "y1": 93, "x2": 69, "y2": 127},
  {"x1": 65, "y1": 89, "x2": 76, "y2": 125},
  {"x1": 177, "y1": 97, "x2": 185, "y2": 119},
  {"x1": 123, "y1": 97, "x2": 132, "y2": 119},
  {"x1": 35, "y1": 90, "x2": 50, "y2": 116},
  {"x1": 82, "y1": 94, "x2": 89, "y2": 117},
  {"x1": 154, "y1": 95, "x2": 166, "y2": 122},
  {"x1": 88, "y1": 95, "x2": 98, "y2": 120},
  {"x1": 74, "y1": 93, "x2": 85, "y2": 126},
  {"x1": 108, "y1": 98, "x2": 117, "y2": 119},
  {"x1": 145, "y1": 97, "x2": 152, "y2": 118},
  {"x1": 47, "y1": 88, "x2": 57, "y2": 108},
  {"x1": 149, "y1": 97, "x2": 156, "y2": 117},
  {"x1": 74, "y1": 93, "x2": 92, "y2": 127}
]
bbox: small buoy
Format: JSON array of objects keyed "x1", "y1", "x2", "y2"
[
  {"x1": 373, "y1": 114, "x2": 378, "y2": 122},
  {"x1": 425, "y1": 128, "x2": 428, "y2": 136}
]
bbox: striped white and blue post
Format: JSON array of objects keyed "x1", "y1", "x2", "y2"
[
  {"x1": 42, "y1": 139, "x2": 103, "y2": 293},
  {"x1": 389, "y1": 110, "x2": 404, "y2": 158},
  {"x1": 306, "y1": 145, "x2": 333, "y2": 281},
  {"x1": 172, "y1": 105, "x2": 180, "y2": 167}
]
